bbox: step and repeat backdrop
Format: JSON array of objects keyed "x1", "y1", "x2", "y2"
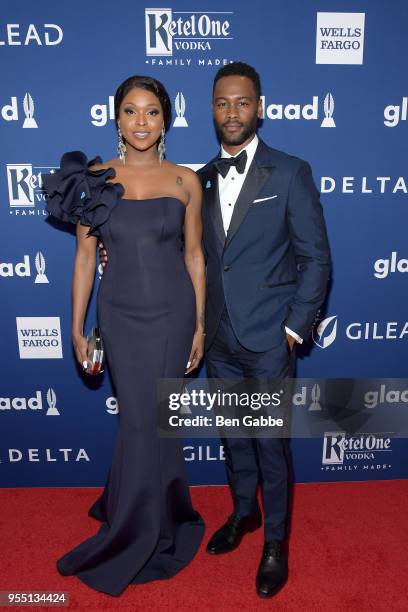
[{"x1": 1, "y1": 0, "x2": 407, "y2": 487}]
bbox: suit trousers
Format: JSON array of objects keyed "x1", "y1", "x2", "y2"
[{"x1": 205, "y1": 306, "x2": 295, "y2": 542}]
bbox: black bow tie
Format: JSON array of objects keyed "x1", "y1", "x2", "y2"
[{"x1": 214, "y1": 149, "x2": 248, "y2": 178}]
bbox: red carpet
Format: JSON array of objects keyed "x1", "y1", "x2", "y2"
[{"x1": 1, "y1": 482, "x2": 407, "y2": 611}]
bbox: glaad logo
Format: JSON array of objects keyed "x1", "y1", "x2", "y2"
[
  {"x1": 364, "y1": 384, "x2": 408, "y2": 409},
  {"x1": 310, "y1": 384, "x2": 321, "y2": 411},
  {"x1": 92, "y1": 92, "x2": 190, "y2": 128},
  {"x1": 34, "y1": 251, "x2": 49, "y2": 283},
  {"x1": 374, "y1": 252, "x2": 408, "y2": 279},
  {"x1": 0, "y1": 387, "x2": 59, "y2": 415},
  {"x1": 173, "y1": 92, "x2": 188, "y2": 127},
  {"x1": 0, "y1": 24, "x2": 63, "y2": 46},
  {"x1": 312, "y1": 316, "x2": 338, "y2": 348},
  {"x1": 0, "y1": 251, "x2": 49, "y2": 283},
  {"x1": 106, "y1": 396, "x2": 119, "y2": 414},
  {"x1": 16, "y1": 316, "x2": 63, "y2": 359},
  {"x1": 1, "y1": 93, "x2": 38, "y2": 128},
  {"x1": 322, "y1": 432, "x2": 392, "y2": 471},
  {"x1": 90, "y1": 96, "x2": 114, "y2": 127},
  {"x1": 320, "y1": 93, "x2": 335, "y2": 127},
  {"x1": 22, "y1": 93, "x2": 37, "y2": 128},
  {"x1": 46, "y1": 388, "x2": 59, "y2": 415},
  {"x1": 316, "y1": 12, "x2": 365, "y2": 65},
  {"x1": 291, "y1": 383, "x2": 322, "y2": 411},
  {"x1": 260, "y1": 93, "x2": 335, "y2": 127},
  {"x1": 145, "y1": 8, "x2": 232, "y2": 56},
  {"x1": 384, "y1": 98, "x2": 408, "y2": 127}
]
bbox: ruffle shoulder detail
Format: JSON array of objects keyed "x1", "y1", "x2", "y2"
[{"x1": 43, "y1": 151, "x2": 124, "y2": 236}]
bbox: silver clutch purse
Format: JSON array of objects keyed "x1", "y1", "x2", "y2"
[{"x1": 85, "y1": 327, "x2": 104, "y2": 375}]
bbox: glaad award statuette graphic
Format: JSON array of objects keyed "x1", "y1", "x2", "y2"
[
  {"x1": 46, "y1": 387, "x2": 60, "y2": 416},
  {"x1": 22, "y1": 92, "x2": 38, "y2": 129},
  {"x1": 309, "y1": 383, "x2": 322, "y2": 411},
  {"x1": 34, "y1": 251, "x2": 49, "y2": 284},
  {"x1": 321, "y1": 92, "x2": 335, "y2": 128},
  {"x1": 173, "y1": 92, "x2": 188, "y2": 127}
]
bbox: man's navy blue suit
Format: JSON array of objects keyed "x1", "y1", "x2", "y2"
[{"x1": 198, "y1": 138, "x2": 331, "y2": 541}]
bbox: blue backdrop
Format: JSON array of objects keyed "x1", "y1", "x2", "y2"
[{"x1": 1, "y1": 0, "x2": 407, "y2": 487}]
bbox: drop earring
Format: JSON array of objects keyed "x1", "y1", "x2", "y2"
[
  {"x1": 158, "y1": 127, "x2": 165, "y2": 164},
  {"x1": 117, "y1": 125, "x2": 126, "y2": 165}
]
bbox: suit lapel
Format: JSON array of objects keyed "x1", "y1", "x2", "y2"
[
  {"x1": 202, "y1": 164, "x2": 226, "y2": 248},
  {"x1": 225, "y1": 141, "x2": 275, "y2": 249}
]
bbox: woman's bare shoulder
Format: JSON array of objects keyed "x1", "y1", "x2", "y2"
[{"x1": 164, "y1": 161, "x2": 200, "y2": 186}]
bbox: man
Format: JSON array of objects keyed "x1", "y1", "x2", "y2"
[
  {"x1": 100, "y1": 62, "x2": 331, "y2": 598},
  {"x1": 197, "y1": 62, "x2": 330, "y2": 598}
]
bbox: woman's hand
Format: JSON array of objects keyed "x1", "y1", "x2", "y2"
[
  {"x1": 73, "y1": 334, "x2": 88, "y2": 370},
  {"x1": 185, "y1": 330, "x2": 205, "y2": 374}
]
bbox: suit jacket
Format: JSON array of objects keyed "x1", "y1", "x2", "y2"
[{"x1": 197, "y1": 138, "x2": 331, "y2": 352}]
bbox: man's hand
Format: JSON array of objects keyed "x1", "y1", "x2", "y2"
[
  {"x1": 98, "y1": 241, "x2": 108, "y2": 267},
  {"x1": 286, "y1": 333, "x2": 296, "y2": 352}
]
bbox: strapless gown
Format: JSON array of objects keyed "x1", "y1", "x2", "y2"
[{"x1": 43, "y1": 152, "x2": 205, "y2": 596}]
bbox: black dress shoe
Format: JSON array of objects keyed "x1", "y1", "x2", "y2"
[
  {"x1": 206, "y1": 510, "x2": 262, "y2": 554},
  {"x1": 256, "y1": 540, "x2": 288, "y2": 598}
]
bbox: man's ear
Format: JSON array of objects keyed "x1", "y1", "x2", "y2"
[{"x1": 257, "y1": 97, "x2": 263, "y2": 119}]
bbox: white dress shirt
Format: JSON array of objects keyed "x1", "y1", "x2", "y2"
[{"x1": 217, "y1": 134, "x2": 302, "y2": 344}]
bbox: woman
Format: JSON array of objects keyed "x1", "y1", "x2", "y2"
[{"x1": 43, "y1": 76, "x2": 206, "y2": 596}]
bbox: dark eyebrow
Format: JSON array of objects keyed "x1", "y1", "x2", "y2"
[
  {"x1": 123, "y1": 102, "x2": 160, "y2": 107},
  {"x1": 214, "y1": 96, "x2": 252, "y2": 102}
]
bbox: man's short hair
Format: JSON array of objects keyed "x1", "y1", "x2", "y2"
[{"x1": 213, "y1": 62, "x2": 261, "y2": 99}]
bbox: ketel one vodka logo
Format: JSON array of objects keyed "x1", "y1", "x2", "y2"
[
  {"x1": 322, "y1": 432, "x2": 392, "y2": 466},
  {"x1": 173, "y1": 92, "x2": 188, "y2": 127},
  {"x1": 0, "y1": 387, "x2": 60, "y2": 416},
  {"x1": 6, "y1": 164, "x2": 55, "y2": 212},
  {"x1": 0, "y1": 92, "x2": 38, "y2": 128},
  {"x1": 145, "y1": 8, "x2": 232, "y2": 56}
]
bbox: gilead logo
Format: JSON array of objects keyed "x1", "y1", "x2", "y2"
[{"x1": 0, "y1": 24, "x2": 63, "y2": 46}]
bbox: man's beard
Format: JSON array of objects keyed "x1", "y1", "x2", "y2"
[{"x1": 214, "y1": 113, "x2": 259, "y2": 146}]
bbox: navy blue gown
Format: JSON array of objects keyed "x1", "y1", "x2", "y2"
[{"x1": 44, "y1": 152, "x2": 204, "y2": 596}]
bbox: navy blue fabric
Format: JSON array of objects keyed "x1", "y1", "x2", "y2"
[
  {"x1": 198, "y1": 139, "x2": 331, "y2": 352},
  {"x1": 206, "y1": 307, "x2": 295, "y2": 541},
  {"x1": 44, "y1": 158, "x2": 205, "y2": 596}
]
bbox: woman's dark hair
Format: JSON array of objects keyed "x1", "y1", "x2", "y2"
[
  {"x1": 114, "y1": 75, "x2": 172, "y2": 131},
  {"x1": 213, "y1": 62, "x2": 261, "y2": 100}
]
